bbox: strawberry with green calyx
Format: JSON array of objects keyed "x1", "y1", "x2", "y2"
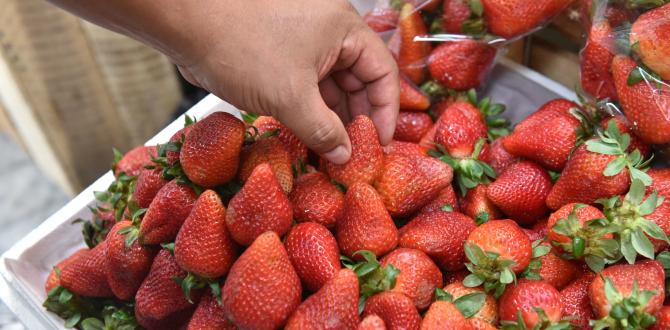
[
  {"x1": 435, "y1": 287, "x2": 487, "y2": 319},
  {"x1": 420, "y1": 299, "x2": 475, "y2": 330},
  {"x1": 341, "y1": 250, "x2": 400, "y2": 313},
  {"x1": 150, "y1": 134, "x2": 203, "y2": 195},
  {"x1": 45, "y1": 249, "x2": 89, "y2": 294},
  {"x1": 600, "y1": 179, "x2": 670, "y2": 264},
  {"x1": 498, "y1": 279, "x2": 568, "y2": 330},
  {"x1": 442, "y1": 0, "x2": 487, "y2": 35},
  {"x1": 113, "y1": 145, "x2": 157, "y2": 178},
  {"x1": 629, "y1": 3, "x2": 670, "y2": 81},
  {"x1": 461, "y1": 185, "x2": 503, "y2": 222},
  {"x1": 380, "y1": 248, "x2": 443, "y2": 310},
  {"x1": 547, "y1": 203, "x2": 619, "y2": 272},
  {"x1": 431, "y1": 138, "x2": 496, "y2": 196},
  {"x1": 590, "y1": 278, "x2": 659, "y2": 330}
]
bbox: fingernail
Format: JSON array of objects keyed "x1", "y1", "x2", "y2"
[{"x1": 323, "y1": 145, "x2": 351, "y2": 165}]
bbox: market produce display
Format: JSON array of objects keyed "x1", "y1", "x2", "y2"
[{"x1": 39, "y1": 0, "x2": 670, "y2": 329}]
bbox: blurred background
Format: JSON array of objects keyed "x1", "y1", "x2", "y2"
[{"x1": 0, "y1": 0, "x2": 586, "y2": 328}]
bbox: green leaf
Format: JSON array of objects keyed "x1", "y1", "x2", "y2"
[
  {"x1": 603, "y1": 277, "x2": 621, "y2": 303},
  {"x1": 500, "y1": 268, "x2": 514, "y2": 284},
  {"x1": 80, "y1": 318, "x2": 105, "y2": 330},
  {"x1": 441, "y1": 204, "x2": 454, "y2": 212},
  {"x1": 64, "y1": 313, "x2": 81, "y2": 328},
  {"x1": 586, "y1": 140, "x2": 622, "y2": 156},
  {"x1": 532, "y1": 244, "x2": 551, "y2": 258},
  {"x1": 603, "y1": 156, "x2": 627, "y2": 177},
  {"x1": 628, "y1": 66, "x2": 645, "y2": 86},
  {"x1": 475, "y1": 212, "x2": 489, "y2": 225},
  {"x1": 620, "y1": 234, "x2": 637, "y2": 264},
  {"x1": 453, "y1": 292, "x2": 486, "y2": 318},
  {"x1": 631, "y1": 228, "x2": 655, "y2": 259},
  {"x1": 630, "y1": 167, "x2": 653, "y2": 186},
  {"x1": 93, "y1": 191, "x2": 110, "y2": 202},
  {"x1": 627, "y1": 179, "x2": 647, "y2": 206},
  {"x1": 435, "y1": 288, "x2": 453, "y2": 302},
  {"x1": 639, "y1": 219, "x2": 669, "y2": 243},
  {"x1": 639, "y1": 191, "x2": 660, "y2": 216},
  {"x1": 585, "y1": 255, "x2": 606, "y2": 272},
  {"x1": 468, "y1": 0, "x2": 484, "y2": 16},
  {"x1": 354, "y1": 262, "x2": 379, "y2": 278},
  {"x1": 463, "y1": 274, "x2": 484, "y2": 287},
  {"x1": 657, "y1": 251, "x2": 670, "y2": 269},
  {"x1": 58, "y1": 289, "x2": 73, "y2": 304}
]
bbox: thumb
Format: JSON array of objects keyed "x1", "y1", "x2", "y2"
[{"x1": 275, "y1": 89, "x2": 352, "y2": 164}]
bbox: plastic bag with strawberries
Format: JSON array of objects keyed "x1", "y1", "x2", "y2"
[{"x1": 578, "y1": 0, "x2": 670, "y2": 150}]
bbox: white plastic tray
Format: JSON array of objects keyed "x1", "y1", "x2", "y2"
[{"x1": 0, "y1": 59, "x2": 575, "y2": 329}]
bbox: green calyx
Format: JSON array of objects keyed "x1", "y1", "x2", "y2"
[
  {"x1": 72, "y1": 207, "x2": 112, "y2": 249},
  {"x1": 463, "y1": 242, "x2": 517, "y2": 298},
  {"x1": 627, "y1": 64, "x2": 665, "y2": 90},
  {"x1": 341, "y1": 250, "x2": 400, "y2": 314},
  {"x1": 590, "y1": 277, "x2": 658, "y2": 330},
  {"x1": 241, "y1": 111, "x2": 259, "y2": 125},
  {"x1": 520, "y1": 240, "x2": 552, "y2": 280},
  {"x1": 600, "y1": 179, "x2": 669, "y2": 264},
  {"x1": 80, "y1": 305, "x2": 138, "y2": 330},
  {"x1": 434, "y1": 288, "x2": 486, "y2": 318},
  {"x1": 421, "y1": 80, "x2": 453, "y2": 105},
  {"x1": 585, "y1": 119, "x2": 654, "y2": 186},
  {"x1": 462, "y1": 0, "x2": 486, "y2": 36},
  {"x1": 626, "y1": 0, "x2": 670, "y2": 9},
  {"x1": 430, "y1": 138, "x2": 496, "y2": 195},
  {"x1": 549, "y1": 204, "x2": 620, "y2": 272},
  {"x1": 500, "y1": 308, "x2": 574, "y2": 330},
  {"x1": 173, "y1": 273, "x2": 222, "y2": 305},
  {"x1": 44, "y1": 285, "x2": 137, "y2": 329},
  {"x1": 466, "y1": 89, "x2": 510, "y2": 140}
]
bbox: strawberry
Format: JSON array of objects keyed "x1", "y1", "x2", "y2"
[
  {"x1": 252, "y1": 115, "x2": 308, "y2": 166},
  {"x1": 398, "y1": 3, "x2": 431, "y2": 84},
  {"x1": 581, "y1": 20, "x2": 618, "y2": 100},
  {"x1": 187, "y1": 289, "x2": 236, "y2": 330},
  {"x1": 394, "y1": 112, "x2": 433, "y2": 143},
  {"x1": 523, "y1": 218, "x2": 548, "y2": 242},
  {"x1": 399, "y1": 211, "x2": 476, "y2": 271},
  {"x1": 358, "y1": 315, "x2": 386, "y2": 330},
  {"x1": 560, "y1": 272, "x2": 596, "y2": 330},
  {"x1": 433, "y1": 101, "x2": 487, "y2": 159},
  {"x1": 285, "y1": 222, "x2": 341, "y2": 292},
  {"x1": 630, "y1": 4, "x2": 670, "y2": 81},
  {"x1": 113, "y1": 145, "x2": 157, "y2": 177},
  {"x1": 225, "y1": 163, "x2": 293, "y2": 246},
  {"x1": 534, "y1": 242, "x2": 581, "y2": 290},
  {"x1": 418, "y1": 123, "x2": 438, "y2": 150},
  {"x1": 239, "y1": 136, "x2": 293, "y2": 194},
  {"x1": 464, "y1": 220, "x2": 532, "y2": 297},
  {"x1": 383, "y1": 140, "x2": 429, "y2": 158},
  {"x1": 460, "y1": 184, "x2": 503, "y2": 223},
  {"x1": 579, "y1": 0, "x2": 632, "y2": 29},
  {"x1": 135, "y1": 248, "x2": 202, "y2": 330},
  {"x1": 374, "y1": 154, "x2": 453, "y2": 217},
  {"x1": 444, "y1": 282, "x2": 498, "y2": 324},
  {"x1": 612, "y1": 55, "x2": 670, "y2": 145},
  {"x1": 486, "y1": 161, "x2": 552, "y2": 225},
  {"x1": 469, "y1": 318, "x2": 496, "y2": 330},
  {"x1": 481, "y1": 0, "x2": 573, "y2": 39},
  {"x1": 364, "y1": 7, "x2": 399, "y2": 33},
  {"x1": 362, "y1": 291, "x2": 422, "y2": 330},
  {"x1": 59, "y1": 239, "x2": 113, "y2": 297},
  {"x1": 421, "y1": 300, "x2": 472, "y2": 330},
  {"x1": 652, "y1": 306, "x2": 670, "y2": 330},
  {"x1": 337, "y1": 182, "x2": 398, "y2": 258},
  {"x1": 285, "y1": 269, "x2": 359, "y2": 330},
  {"x1": 180, "y1": 111, "x2": 246, "y2": 187},
  {"x1": 427, "y1": 40, "x2": 496, "y2": 91},
  {"x1": 380, "y1": 248, "x2": 443, "y2": 310},
  {"x1": 483, "y1": 137, "x2": 518, "y2": 175},
  {"x1": 442, "y1": 0, "x2": 473, "y2": 33},
  {"x1": 400, "y1": 76, "x2": 431, "y2": 111},
  {"x1": 420, "y1": 184, "x2": 460, "y2": 213},
  {"x1": 503, "y1": 99, "x2": 586, "y2": 171},
  {"x1": 45, "y1": 249, "x2": 88, "y2": 294},
  {"x1": 547, "y1": 203, "x2": 617, "y2": 271},
  {"x1": 133, "y1": 168, "x2": 168, "y2": 209},
  {"x1": 106, "y1": 220, "x2": 158, "y2": 300},
  {"x1": 139, "y1": 180, "x2": 197, "y2": 245},
  {"x1": 326, "y1": 115, "x2": 384, "y2": 188},
  {"x1": 498, "y1": 279, "x2": 564, "y2": 328},
  {"x1": 174, "y1": 190, "x2": 237, "y2": 279},
  {"x1": 223, "y1": 232, "x2": 301, "y2": 329},
  {"x1": 589, "y1": 260, "x2": 665, "y2": 329},
  {"x1": 289, "y1": 172, "x2": 344, "y2": 228}
]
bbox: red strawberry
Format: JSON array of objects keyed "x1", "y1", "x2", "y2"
[
  {"x1": 399, "y1": 211, "x2": 476, "y2": 271},
  {"x1": 398, "y1": 3, "x2": 431, "y2": 84},
  {"x1": 460, "y1": 184, "x2": 503, "y2": 222},
  {"x1": 581, "y1": 20, "x2": 618, "y2": 100},
  {"x1": 222, "y1": 232, "x2": 302, "y2": 330},
  {"x1": 442, "y1": 0, "x2": 472, "y2": 33},
  {"x1": 139, "y1": 180, "x2": 197, "y2": 245},
  {"x1": 400, "y1": 76, "x2": 431, "y2": 111},
  {"x1": 394, "y1": 112, "x2": 433, "y2": 143},
  {"x1": 133, "y1": 168, "x2": 168, "y2": 208},
  {"x1": 253, "y1": 116, "x2": 308, "y2": 166},
  {"x1": 364, "y1": 7, "x2": 399, "y2": 33},
  {"x1": 430, "y1": 97, "x2": 457, "y2": 120},
  {"x1": 535, "y1": 243, "x2": 581, "y2": 290},
  {"x1": 561, "y1": 272, "x2": 596, "y2": 329},
  {"x1": 612, "y1": 55, "x2": 670, "y2": 145},
  {"x1": 135, "y1": 249, "x2": 202, "y2": 330},
  {"x1": 630, "y1": 4, "x2": 670, "y2": 81},
  {"x1": 363, "y1": 291, "x2": 422, "y2": 330},
  {"x1": 589, "y1": 260, "x2": 665, "y2": 328},
  {"x1": 383, "y1": 140, "x2": 429, "y2": 158},
  {"x1": 652, "y1": 306, "x2": 670, "y2": 330},
  {"x1": 114, "y1": 145, "x2": 157, "y2": 177},
  {"x1": 483, "y1": 137, "x2": 519, "y2": 175},
  {"x1": 336, "y1": 182, "x2": 398, "y2": 258},
  {"x1": 499, "y1": 279, "x2": 563, "y2": 328},
  {"x1": 427, "y1": 40, "x2": 496, "y2": 91},
  {"x1": 225, "y1": 163, "x2": 293, "y2": 246},
  {"x1": 434, "y1": 101, "x2": 488, "y2": 158},
  {"x1": 418, "y1": 123, "x2": 438, "y2": 150},
  {"x1": 420, "y1": 184, "x2": 460, "y2": 213},
  {"x1": 59, "y1": 240, "x2": 113, "y2": 297},
  {"x1": 486, "y1": 161, "x2": 552, "y2": 225},
  {"x1": 239, "y1": 136, "x2": 293, "y2": 194},
  {"x1": 444, "y1": 282, "x2": 499, "y2": 324},
  {"x1": 285, "y1": 269, "x2": 359, "y2": 330},
  {"x1": 421, "y1": 300, "x2": 472, "y2": 330},
  {"x1": 180, "y1": 111, "x2": 246, "y2": 187},
  {"x1": 503, "y1": 99, "x2": 584, "y2": 171},
  {"x1": 289, "y1": 172, "x2": 344, "y2": 228},
  {"x1": 481, "y1": 0, "x2": 573, "y2": 39},
  {"x1": 187, "y1": 289, "x2": 236, "y2": 330},
  {"x1": 381, "y1": 248, "x2": 443, "y2": 310},
  {"x1": 106, "y1": 221, "x2": 158, "y2": 300},
  {"x1": 174, "y1": 190, "x2": 237, "y2": 278},
  {"x1": 45, "y1": 249, "x2": 88, "y2": 294},
  {"x1": 523, "y1": 218, "x2": 548, "y2": 242},
  {"x1": 374, "y1": 154, "x2": 453, "y2": 217},
  {"x1": 326, "y1": 115, "x2": 384, "y2": 188},
  {"x1": 358, "y1": 315, "x2": 386, "y2": 330},
  {"x1": 469, "y1": 318, "x2": 497, "y2": 330},
  {"x1": 285, "y1": 222, "x2": 341, "y2": 292}
]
